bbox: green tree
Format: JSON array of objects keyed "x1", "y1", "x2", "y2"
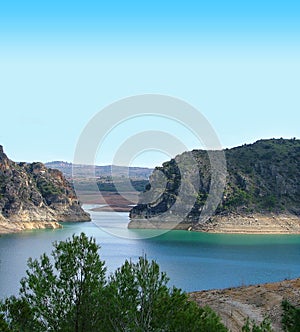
[
  {"x1": 2, "y1": 233, "x2": 107, "y2": 332},
  {"x1": 107, "y1": 256, "x2": 227, "y2": 332},
  {"x1": 0, "y1": 311, "x2": 11, "y2": 332},
  {"x1": 282, "y1": 300, "x2": 300, "y2": 332},
  {"x1": 0, "y1": 296, "x2": 39, "y2": 331},
  {"x1": 0, "y1": 233, "x2": 228, "y2": 332}
]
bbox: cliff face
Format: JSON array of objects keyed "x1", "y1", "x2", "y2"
[
  {"x1": 0, "y1": 146, "x2": 90, "y2": 229},
  {"x1": 129, "y1": 139, "x2": 300, "y2": 232}
]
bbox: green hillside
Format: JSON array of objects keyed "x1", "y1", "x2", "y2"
[{"x1": 130, "y1": 139, "x2": 300, "y2": 226}]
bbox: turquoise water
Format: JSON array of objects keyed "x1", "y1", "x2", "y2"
[{"x1": 0, "y1": 206, "x2": 300, "y2": 298}]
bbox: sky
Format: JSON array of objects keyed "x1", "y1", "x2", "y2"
[{"x1": 0, "y1": 1, "x2": 299, "y2": 167}]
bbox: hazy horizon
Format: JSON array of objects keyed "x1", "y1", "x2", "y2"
[
  {"x1": 1, "y1": 136, "x2": 298, "y2": 168},
  {"x1": 1, "y1": 1, "x2": 299, "y2": 168}
]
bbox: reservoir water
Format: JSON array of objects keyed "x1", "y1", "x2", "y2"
[{"x1": 1, "y1": 205, "x2": 300, "y2": 298}]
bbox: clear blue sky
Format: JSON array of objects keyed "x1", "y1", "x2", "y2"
[{"x1": 0, "y1": 1, "x2": 299, "y2": 167}]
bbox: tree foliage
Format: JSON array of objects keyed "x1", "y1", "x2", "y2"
[
  {"x1": 242, "y1": 317, "x2": 273, "y2": 332},
  {"x1": 106, "y1": 256, "x2": 227, "y2": 331},
  {"x1": 281, "y1": 300, "x2": 300, "y2": 332},
  {"x1": 0, "y1": 233, "x2": 228, "y2": 332},
  {"x1": 1, "y1": 233, "x2": 107, "y2": 331}
]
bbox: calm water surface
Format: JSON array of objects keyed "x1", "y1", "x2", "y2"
[{"x1": 0, "y1": 205, "x2": 300, "y2": 298}]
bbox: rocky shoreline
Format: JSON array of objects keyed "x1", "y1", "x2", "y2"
[
  {"x1": 0, "y1": 220, "x2": 62, "y2": 234},
  {"x1": 195, "y1": 213, "x2": 300, "y2": 234},
  {"x1": 128, "y1": 213, "x2": 300, "y2": 234}
]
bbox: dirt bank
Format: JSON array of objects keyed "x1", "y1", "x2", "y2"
[
  {"x1": 0, "y1": 221, "x2": 62, "y2": 234},
  {"x1": 190, "y1": 278, "x2": 300, "y2": 332}
]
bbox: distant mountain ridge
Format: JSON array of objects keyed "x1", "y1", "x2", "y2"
[
  {"x1": 0, "y1": 146, "x2": 90, "y2": 233},
  {"x1": 129, "y1": 138, "x2": 300, "y2": 233},
  {"x1": 45, "y1": 161, "x2": 153, "y2": 179}
]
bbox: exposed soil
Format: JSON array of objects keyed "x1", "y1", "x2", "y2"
[
  {"x1": 0, "y1": 221, "x2": 62, "y2": 234},
  {"x1": 129, "y1": 214, "x2": 300, "y2": 234},
  {"x1": 196, "y1": 213, "x2": 300, "y2": 234},
  {"x1": 190, "y1": 278, "x2": 300, "y2": 332}
]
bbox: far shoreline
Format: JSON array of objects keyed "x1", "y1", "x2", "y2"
[
  {"x1": 128, "y1": 213, "x2": 300, "y2": 234},
  {"x1": 2, "y1": 209, "x2": 300, "y2": 235},
  {"x1": 0, "y1": 221, "x2": 62, "y2": 235},
  {"x1": 80, "y1": 192, "x2": 300, "y2": 235}
]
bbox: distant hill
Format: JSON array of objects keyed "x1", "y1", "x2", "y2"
[
  {"x1": 46, "y1": 161, "x2": 153, "y2": 195},
  {"x1": 129, "y1": 138, "x2": 300, "y2": 233},
  {"x1": 0, "y1": 146, "x2": 90, "y2": 233},
  {"x1": 45, "y1": 161, "x2": 153, "y2": 180}
]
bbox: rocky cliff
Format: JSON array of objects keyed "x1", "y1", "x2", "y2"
[
  {"x1": 0, "y1": 145, "x2": 90, "y2": 233},
  {"x1": 129, "y1": 139, "x2": 300, "y2": 233}
]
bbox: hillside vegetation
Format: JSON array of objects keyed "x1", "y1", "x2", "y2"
[{"x1": 130, "y1": 139, "x2": 300, "y2": 231}]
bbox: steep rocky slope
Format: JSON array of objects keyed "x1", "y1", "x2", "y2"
[
  {"x1": 0, "y1": 146, "x2": 90, "y2": 233},
  {"x1": 129, "y1": 139, "x2": 300, "y2": 233}
]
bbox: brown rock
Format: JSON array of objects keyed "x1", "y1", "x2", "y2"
[{"x1": 0, "y1": 145, "x2": 90, "y2": 233}]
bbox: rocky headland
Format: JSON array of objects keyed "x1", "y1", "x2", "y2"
[
  {"x1": 129, "y1": 139, "x2": 300, "y2": 233},
  {"x1": 0, "y1": 145, "x2": 90, "y2": 234}
]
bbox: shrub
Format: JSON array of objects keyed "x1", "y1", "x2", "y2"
[{"x1": 282, "y1": 300, "x2": 300, "y2": 332}]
